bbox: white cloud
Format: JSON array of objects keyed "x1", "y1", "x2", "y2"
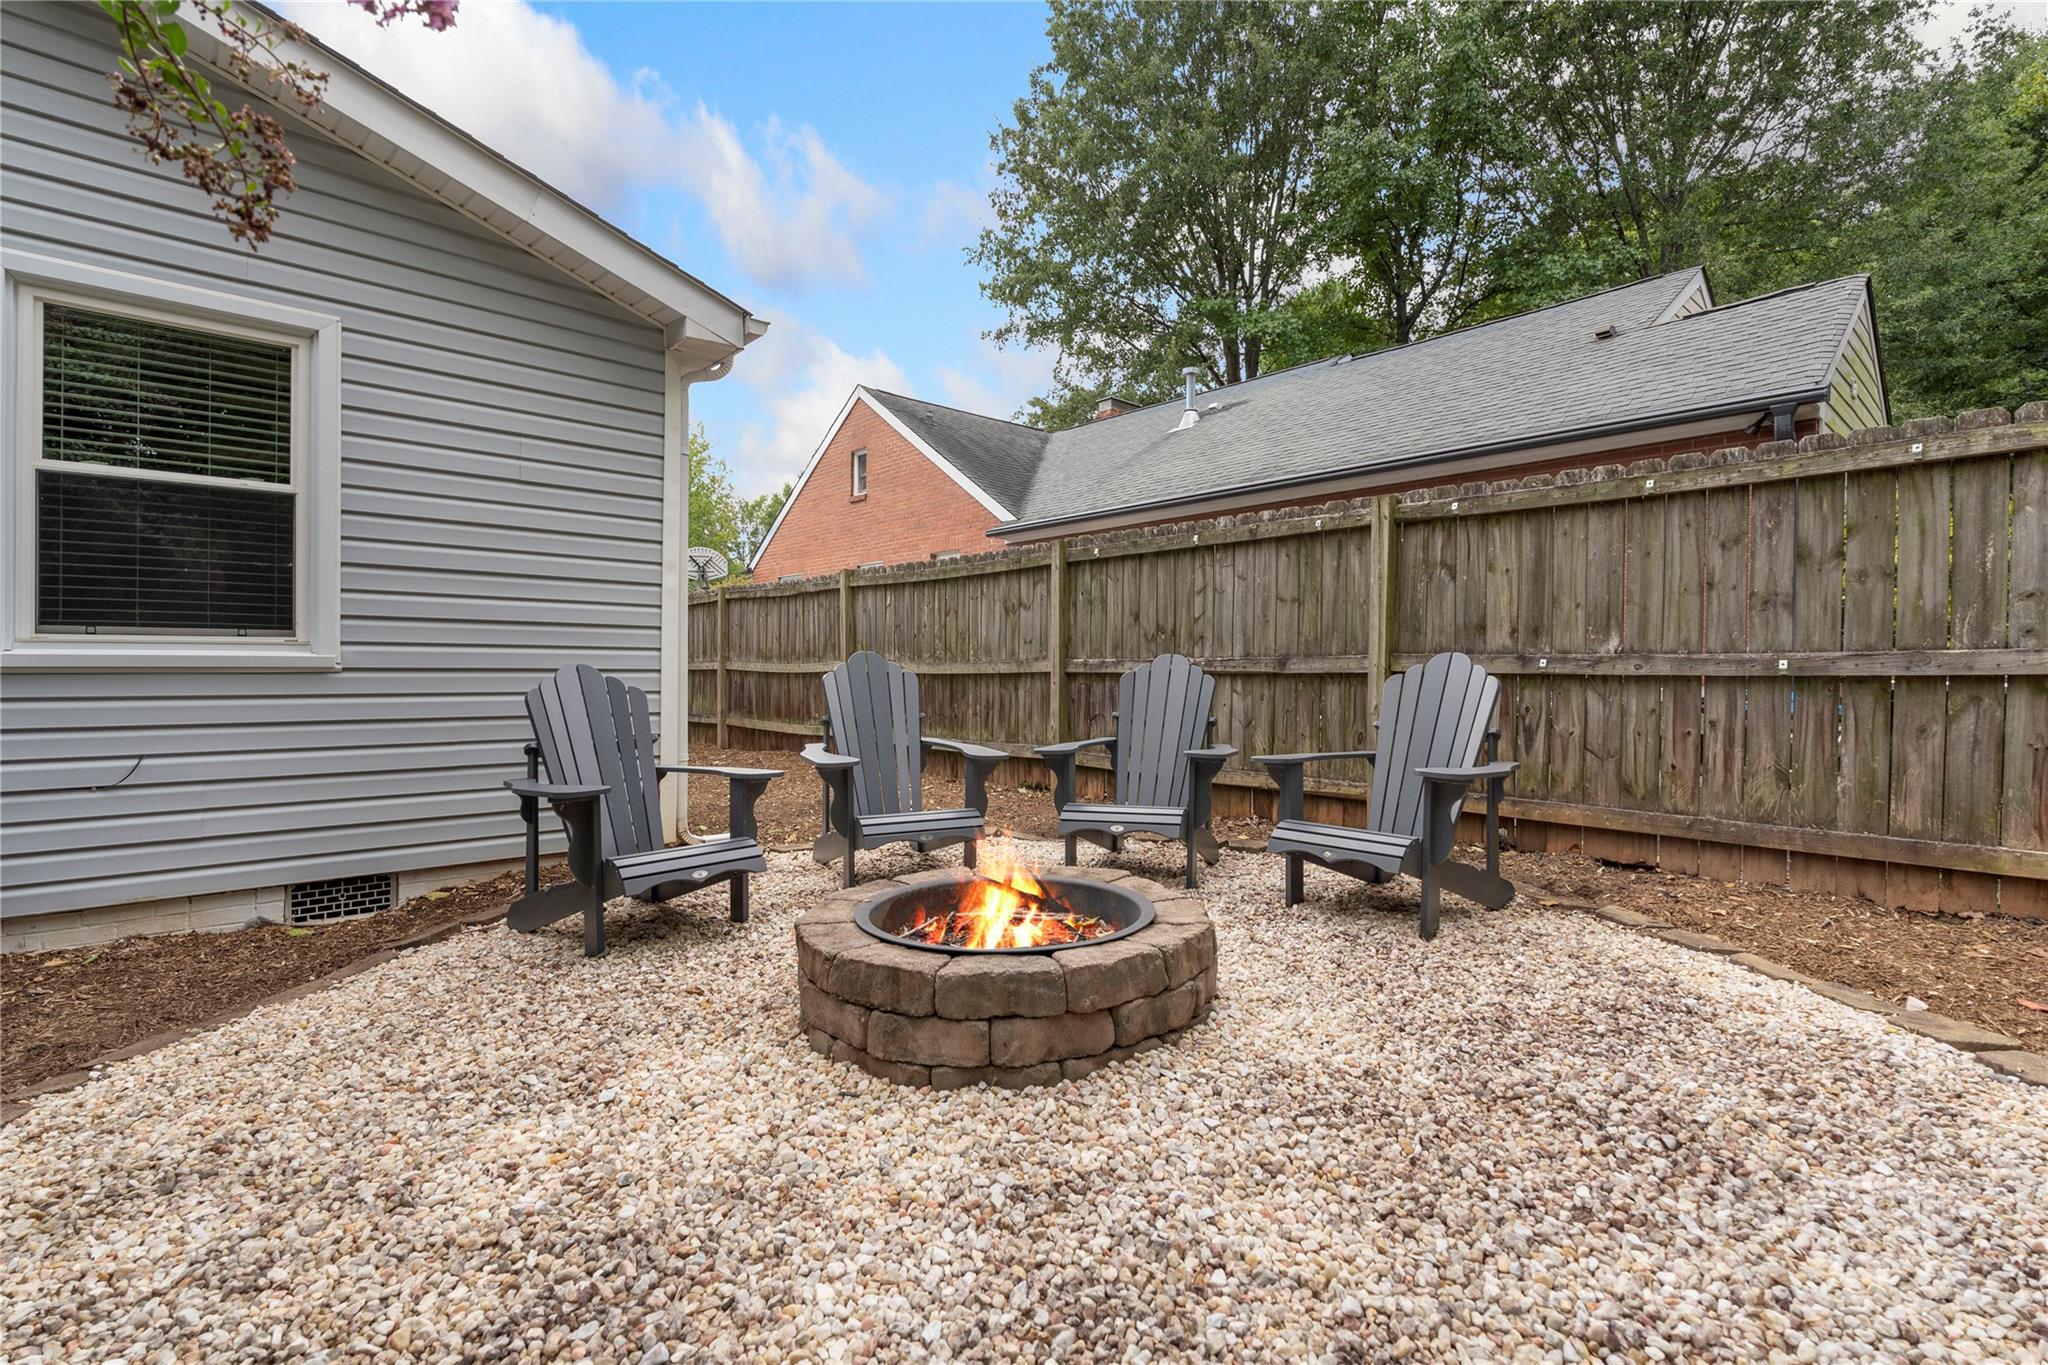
[
  {"x1": 916, "y1": 179, "x2": 993, "y2": 253},
  {"x1": 934, "y1": 335, "x2": 1056, "y2": 422},
  {"x1": 276, "y1": 0, "x2": 887, "y2": 291},
  {"x1": 724, "y1": 320, "x2": 907, "y2": 494}
]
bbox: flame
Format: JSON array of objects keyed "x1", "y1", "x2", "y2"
[{"x1": 896, "y1": 836, "x2": 1114, "y2": 950}]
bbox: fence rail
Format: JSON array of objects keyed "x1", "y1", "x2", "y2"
[{"x1": 692, "y1": 412, "x2": 2048, "y2": 917}]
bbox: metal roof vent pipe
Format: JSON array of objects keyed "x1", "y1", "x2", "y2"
[{"x1": 1176, "y1": 366, "x2": 1202, "y2": 431}]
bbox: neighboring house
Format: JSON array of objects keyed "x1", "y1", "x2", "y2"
[
  {"x1": 758, "y1": 268, "x2": 1887, "y2": 568},
  {"x1": 750, "y1": 387, "x2": 1041, "y2": 579},
  {"x1": 0, "y1": 4, "x2": 765, "y2": 949}
]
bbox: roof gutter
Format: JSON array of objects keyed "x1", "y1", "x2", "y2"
[{"x1": 989, "y1": 386, "x2": 1833, "y2": 539}]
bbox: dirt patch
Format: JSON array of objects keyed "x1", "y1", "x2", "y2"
[
  {"x1": 1499, "y1": 847, "x2": 2048, "y2": 1053},
  {"x1": 8, "y1": 747, "x2": 2041, "y2": 1094},
  {"x1": 2, "y1": 862, "x2": 569, "y2": 1094}
]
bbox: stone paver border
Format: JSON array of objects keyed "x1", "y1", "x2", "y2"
[
  {"x1": 1574, "y1": 899, "x2": 2047, "y2": 1087},
  {"x1": 796, "y1": 868, "x2": 1218, "y2": 1088}
]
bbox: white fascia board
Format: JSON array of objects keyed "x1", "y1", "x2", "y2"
[
  {"x1": 180, "y1": 4, "x2": 759, "y2": 354},
  {"x1": 856, "y1": 391, "x2": 1013, "y2": 519}
]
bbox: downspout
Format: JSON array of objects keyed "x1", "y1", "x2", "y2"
[{"x1": 660, "y1": 321, "x2": 764, "y2": 841}]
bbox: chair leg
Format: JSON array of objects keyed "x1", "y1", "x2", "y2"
[
  {"x1": 1064, "y1": 834, "x2": 1077, "y2": 866},
  {"x1": 1184, "y1": 838, "x2": 1199, "y2": 891},
  {"x1": 583, "y1": 881, "x2": 606, "y2": 957},
  {"x1": 843, "y1": 845, "x2": 857, "y2": 890},
  {"x1": 1109, "y1": 834, "x2": 1123, "y2": 854},
  {"x1": 1284, "y1": 853, "x2": 1304, "y2": 907},
  {"x1": 1418, "y1": 865, "x2": 1440, "y2": 942},
  {"x1": 962, "y1": 836, "x2": 977, "y2": 871},
  {"x1": 729, "y1": 876, "x2": 749, "y2": 924}
]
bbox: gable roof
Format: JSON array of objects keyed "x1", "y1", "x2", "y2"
[
  {"x1": 193, "y1": 4, "x2": 766, "y2": 371},
  {"x1": 860, "y1": 390, "x2": 1050, "y2": 514},
  {"x1": 1000, "y1": 269, "x2": 1875, "y2": 534},
  {"x1": 746, "y1": 387, "x2": 1026, "y2": 570}
]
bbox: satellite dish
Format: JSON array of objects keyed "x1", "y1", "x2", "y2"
[{"x1": 686, "y1": 547, "x2": 730, "y2": 587}]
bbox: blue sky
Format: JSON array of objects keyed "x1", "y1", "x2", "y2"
[
  {"x1": 289, "y1": 0, "x2": 1056, "y2": 496},
  {"x1": 287, "y1": 0, "x2": 2027, "y2": 497}
]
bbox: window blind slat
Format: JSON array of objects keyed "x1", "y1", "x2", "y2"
[
  {"x1": 42, "y1": 303, "x2": 292, "y2": 486},
  {"x1": 36, "y1": 470, "x2": 294, "y2": 635}
]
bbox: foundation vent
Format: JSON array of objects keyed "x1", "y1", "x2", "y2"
[{"x1": 288, "y1": 872, "x2": 395, "y2": 926}]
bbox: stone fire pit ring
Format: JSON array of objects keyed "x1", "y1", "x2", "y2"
[{"x1": 796, "y1": 867, "x2": 1218, "y2": 1089}]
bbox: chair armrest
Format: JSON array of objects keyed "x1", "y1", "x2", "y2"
[
  {"x1": 658, "y1": 764, "x2": 782, "y2": 784},
  {"x1": 1416, "y1": 762, "x2": 1519, "y2": 785},
  {"x1": 1253, "y1": 750, "x2": 1376, "y2": 768},
  {"x1": 923, "y1": 737, "x2": 1009, "y2": 763},
  {"x1": 504, "y1": 779, "x2": 609, "y2": 802},
  {"x1": 1034, "y1": 735, "x2": 1117, "y2": 758},
  {"x1": 800, "y1": 744, "x2": 861, "y2": 772},
  {"x1": 1185, "y1": 745, "x2": 1237, "y2": 763},
  {"x1": 1036, "y1": 735, "x2": 1115, "y2": 811}
]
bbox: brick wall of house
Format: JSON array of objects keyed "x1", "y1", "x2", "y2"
[{"x1": 751, "y1": 399, "x2": 1004, "y2": 579}]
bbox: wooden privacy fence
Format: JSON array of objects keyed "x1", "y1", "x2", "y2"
[{"x1": 691, "y1": 409, "x2": 2048, "y2": 917}]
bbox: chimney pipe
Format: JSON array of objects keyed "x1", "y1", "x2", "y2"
[{"x1": 1183, "y1": 366, "x2": 1201, "y2": 410}]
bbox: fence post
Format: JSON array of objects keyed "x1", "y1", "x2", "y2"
[
  {"x1": 714, "y1": 583, "x2": 729, "y2": 749},
  {"x1": 838, "y1": 569, "x2": 855, "y2": 661},
  {"x1": 1367, "y1": 495, "x2": 1397, "y2": 724},
  {"x1": 1047, "y1": 538, "x2": 1069, "y2": 742}
]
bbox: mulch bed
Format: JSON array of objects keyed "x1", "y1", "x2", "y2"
[
  {"x1": 1, "y1": 861, "x2": 570, "y2": 1094},
  {"x1": 5, "y1": 745, "x2": 2040, "y2": 1095}
]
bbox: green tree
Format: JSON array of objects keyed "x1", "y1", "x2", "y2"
[
  {"x1": 1831, "y1": 20, "x2": 2048, "y2": 416},
  {"x1": 736, "y1": 482, "x2": 793, "y2": 567},
  {"x1": 1305, "y1": 2, "x2": 1529, "y2": 348},
  {"x1": 1494, "y1": 0, "x2": 1930, "y2": 297},
  {"x1": 688, "y1": 428, "x2": 791, "y2": 579},
  {"x1": 976, "y1": 0, "x2": 1349, "y2": 422}
]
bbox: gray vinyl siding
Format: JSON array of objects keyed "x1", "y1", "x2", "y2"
[{"x1": 0, "y1": 5, "x2": 669, "y2": 917}]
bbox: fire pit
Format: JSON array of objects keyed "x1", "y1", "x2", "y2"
[{"x1": 796, "y1": 846, "x2": 1218, "y2": 1089}]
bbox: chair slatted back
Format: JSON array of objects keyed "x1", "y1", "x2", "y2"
[
  {"x1": 1113, "y1": 654, "x2": 1216, "y2": 808},
  {"x1": 1367, "y1": 652, "x2": 1499, "y2": 839},
  {"x1": 822, "y1": 651, "x2": 922, "y2": 817},
  {"x1": 524, "y1": 664, "x2": 664, "y2": 862}
]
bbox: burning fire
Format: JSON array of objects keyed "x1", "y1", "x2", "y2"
[{"x1": 897, "y1": 837, "x2": 1114, "y2": 950}]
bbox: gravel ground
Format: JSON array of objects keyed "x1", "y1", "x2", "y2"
[{"x1": 5, "y1": 842, "x2": 2045, "y2": 1362}]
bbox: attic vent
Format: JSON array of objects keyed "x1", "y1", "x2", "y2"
[
  {"x1": 1592, "y1": 322, "x2": 1618, "y2": 340},
  {"x1": 288, "y1": 872, "x2": 395, "y2": 925}
]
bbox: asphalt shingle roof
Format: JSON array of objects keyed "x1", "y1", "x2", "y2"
[
  {"x1": 861, "y1": 269, "x2": 1872, "y2": 534},
  {"x1": 862, "y1": 389, "x2": 1050, "y2": 516}
]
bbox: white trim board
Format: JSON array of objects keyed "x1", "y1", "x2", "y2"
[{"x1": 749, "y1": 387, "x2": 1014, "y2": 570}]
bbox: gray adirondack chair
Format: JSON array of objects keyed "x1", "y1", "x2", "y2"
[
  {"x1": 1036, "y1": 653, "x2": 1236, "y2": 889},
  {"x1": 505, "y1": 664, "x2": 779, "y2": 956},
  {"x1": 802, "y1": 650, "x2": 1008, "y2": 888},
  {"x1": 1257, "y1": 651, "x2": 1516, "y2": 939}
]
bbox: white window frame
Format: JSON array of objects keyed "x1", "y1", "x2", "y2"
[
  {"x1": 850, "y1": 446, "x2": 868, "y2": 498},
  {"x1": 1, "y1": 250, "x2": 341, "y2": 671}
]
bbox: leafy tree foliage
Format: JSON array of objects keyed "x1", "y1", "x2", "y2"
[
  {"x1": 1494, "y1": 0, "x2": 1929, "y2": 295},
  {"x1": 1308, "y1": 2, "x2": 1530, "y2": 347},
  {"x1": 689, "y1": 428, "x2": 790, "y2": 581},
  {"x1": 975, "y1": 0, "x2": 1349, "y2": 416},
  {"x1": 986, "y1": 0, "x2": 2036, "y2": 430},
  {"x1": 1829, "y1": 20, "x2": 2047, "y2": 415}
]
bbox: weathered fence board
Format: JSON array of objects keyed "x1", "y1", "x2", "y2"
[{"x1": 693, "y1": 416, "x2": 2048, "y2": 915}]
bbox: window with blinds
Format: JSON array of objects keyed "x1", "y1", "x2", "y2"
[{"x1": 34, "y1": 302, "x2": 298, "y2": 636}]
